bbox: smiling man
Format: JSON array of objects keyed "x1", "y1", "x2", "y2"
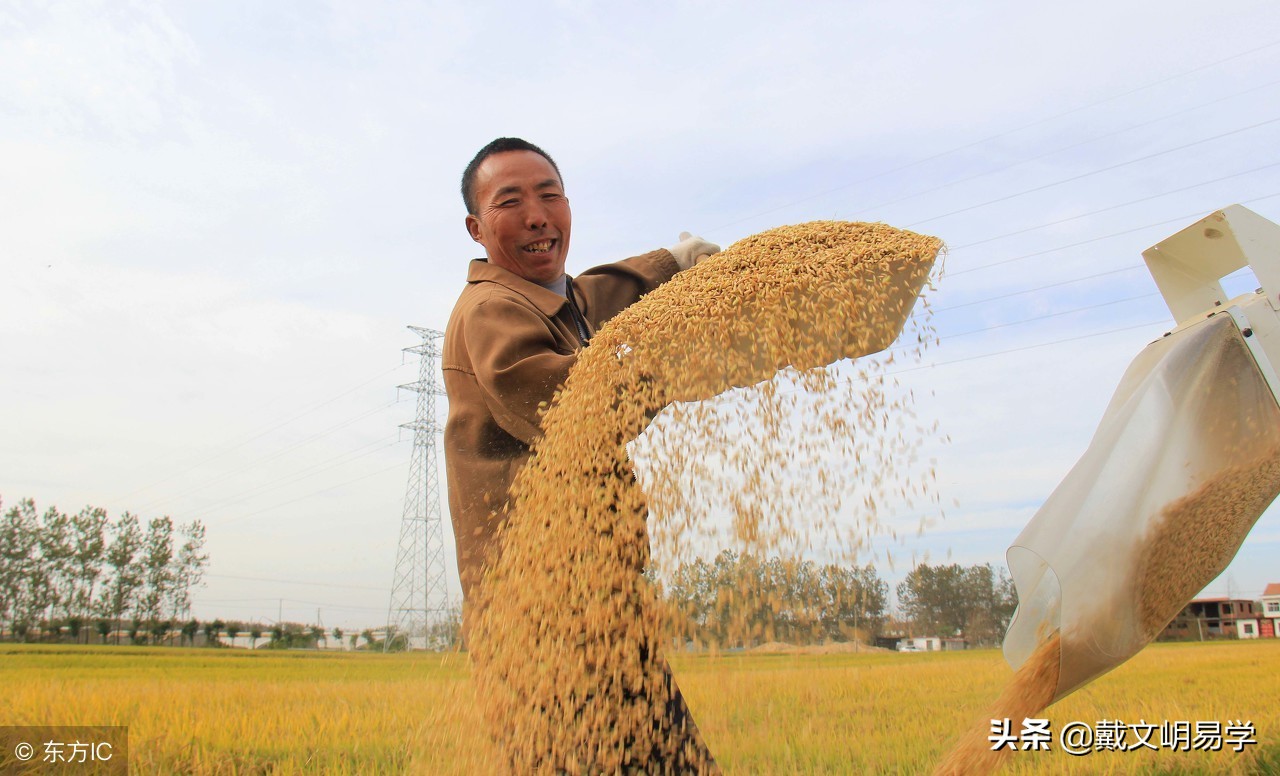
[
  {"x1": 443, "y1": 137, "x2": 717, "y2": 615},
  {"x1": 441, "y1": 137, "x2": 719, "y2": 770}
]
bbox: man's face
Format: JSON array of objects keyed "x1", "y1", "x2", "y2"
[{"x1": 465, "y1": 150, "x2": 571, "y2": 284}]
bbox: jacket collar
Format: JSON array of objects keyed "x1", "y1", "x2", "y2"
[{"x1": 466, "y1": 259, "x2": 568, "y2": 317}]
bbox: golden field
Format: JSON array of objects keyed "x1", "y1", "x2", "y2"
[{"x1": 1, "y1": 639, "x2": 1277, "y2": 774}]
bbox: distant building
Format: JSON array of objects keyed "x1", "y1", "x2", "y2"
[
  {"x1": 1161, "y1": 597, "x2": 1266, "y2": 640},
  {"x1": 1262, "y1": 583, "x2": 1280, "y2": 638}
]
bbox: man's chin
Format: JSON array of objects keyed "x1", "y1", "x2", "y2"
[{"x1": 493, "y1": 248, "x2": 565, "y2": 284}]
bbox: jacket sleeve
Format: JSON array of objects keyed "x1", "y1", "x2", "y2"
[
  {"x1": 464, "y1": 294, "x2": 576, "y2": 446},
  {"x1": 574, "y1": 249, "x2": 681, "y2": 327}
]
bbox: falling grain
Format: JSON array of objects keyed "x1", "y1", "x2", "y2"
[{"x1": 469, "y1": 221, "x2": 942, "y2": 773}]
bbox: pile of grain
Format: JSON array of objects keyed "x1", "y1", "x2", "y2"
[
  {"x1": 469, "y1": 221, "x2": 941, "y2": 773},
  {"x1": 934, "y1": 441, "x2": 1280, "y2": 775},
  {"x1": 1135, "y1": 443, "x2": 1280, "y2": 640}
]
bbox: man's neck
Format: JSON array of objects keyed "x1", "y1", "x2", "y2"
[{"x1": 537, "y1": 273, "x2": 568, "y2": 297}]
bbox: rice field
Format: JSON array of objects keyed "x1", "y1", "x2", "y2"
[{"x1": 1, "y1": 639, "x2": 1277, "y2": 774}]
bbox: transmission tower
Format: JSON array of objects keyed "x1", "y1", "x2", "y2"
[{"x1": 385, "y1": 326, "x2": 451, "y2": 651}]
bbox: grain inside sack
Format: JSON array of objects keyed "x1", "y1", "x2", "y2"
[
  {"x1": 934, "y1": 441, "x2": 1280, "y2": 775},
  {"x1": 468, "y1": 221, "x2": 942, "y2": 773}
]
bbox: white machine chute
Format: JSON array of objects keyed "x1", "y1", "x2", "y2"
[{"x1": 1003, "y1": 204, "x2": 1280, "y2": 701}]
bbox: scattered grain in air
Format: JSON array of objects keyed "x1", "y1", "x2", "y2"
[{"x1": 468, "y1": 221, "x2": 943, "y2": 773}]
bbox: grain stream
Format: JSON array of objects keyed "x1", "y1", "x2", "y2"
[{"x1": 469, "y1": 221, "x2": 941, "y2": 773}]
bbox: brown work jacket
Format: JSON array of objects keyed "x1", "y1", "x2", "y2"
[{"x1": 442, "y1": 250, "x2": 680, "y2": 624}]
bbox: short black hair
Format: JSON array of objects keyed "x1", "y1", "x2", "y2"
[{"x1": 461, "y1": 137, "x2": 562, "y2": 215}]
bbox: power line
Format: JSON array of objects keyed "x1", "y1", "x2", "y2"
[
  {"x1": 271, "y1": 598, "x2": 388, "y2": 613},
  {"x1": 214, "y1": 467, "x2": 406, "y2": 527},
  {"x1": 885, "y1": 319, "x2": 1171, "y2": 377},
  {"x1": 193, "y1": 596, "x2": 389, "y2": 613},
  {"x1": 133, "y1": 400, "x2": 402, "y2": 514},
  {"x1": 848, "y1": 79, "x2": 1280, "y2": 223},
  {"x1": 944, "y1": 192, "x2": 1280, "y2": 279},
  {"x1": 904, "y1": 116, "x2": 1280, "y2": 228},
  {"x1": 932, "y1": 266, "x2": 1148, "y2": 314},
  {"x1": 113, "y1": 362, "x2": 410, "y2": 503},
  {"x1": 181, "y1": 435, "x2": 405, "y2": 523},
  {"x1": 203, "y1": 572, "x2": 390, "y2": 592},
  {"x1": 949, "y1": 164, "x2": 1280, "y2": 253},
  {"x1": 705, "y1": 38, "x2": 1280, "y2": 234},
  {"x1": 888, "y1": 292, "x2": 1163, "y2": 352}
]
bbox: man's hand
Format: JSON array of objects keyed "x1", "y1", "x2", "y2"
[{"x1": 668, "y1": 231, "x2": 721, "y2": 271}]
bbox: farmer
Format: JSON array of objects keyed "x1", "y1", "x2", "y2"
[
  {"x1": 442, "y1": 137, "x2": 717, "y2": 617},
  {"x1": 441, "y1": 136, "x2": 719, "y2": 769}
]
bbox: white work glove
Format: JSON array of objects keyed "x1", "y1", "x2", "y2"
[{"x1": 668, "y1": 231, "x2": 721, "y2": 271}]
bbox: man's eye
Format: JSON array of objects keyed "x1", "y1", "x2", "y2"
[
  {"x1": 499, "y1": 199, "x2": 519, "y2": 207},
  {"x1": 541, "y1": 193, "x2": 562, "y2": 201}
]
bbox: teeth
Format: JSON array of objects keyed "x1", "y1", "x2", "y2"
[{"x1": 525, "y1": 240, "x2": 553, "y2": 252}]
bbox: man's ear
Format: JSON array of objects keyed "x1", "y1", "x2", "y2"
[{"x1": 465, "y1": 213, "x2": 483, "y2": 244}]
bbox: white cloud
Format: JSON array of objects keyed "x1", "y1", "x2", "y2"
[{"x1": 0, "y1": 1, "x2": 197, "y2": 140}]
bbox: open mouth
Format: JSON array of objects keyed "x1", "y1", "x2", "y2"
[{"x1": 522, "y1": 238, "x2": 556, "y2": 254}]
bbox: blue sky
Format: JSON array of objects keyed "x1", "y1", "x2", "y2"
[{"x1": 2, "y1": 0, "x2": 1279, "y2": 629}]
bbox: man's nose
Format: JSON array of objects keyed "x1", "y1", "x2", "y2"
[{"x1": 523, "y1": 200, "x2": 550, "y2": 230}]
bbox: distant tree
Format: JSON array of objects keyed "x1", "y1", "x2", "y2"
[
  {"x1": 136, "y1": 517, "x2": 174, "y2": 625},
  {"x1": 167, "y1": 521, "x2": 208, "y2": 623},
  {"x1": 95, "y1": 619, "x2": 111, "y2": 644},
  {"x1": 332, "y1": 627, "x2": 344, "y2": 648},
  {"x1": 429, "y1": 605, "x2": 464, "y2": 650},
  {"x1": 310, "y1": 625, "x2": 325, "y2": 648},
  {"x1": 65, "y1": 617, "x2": 83, "y2": 644},
  {"x1": 1, "y1": 500, "x2": 44, "y2": 637},
  {"x1": 0, "y1": 498, "x2": 27, "y2": 635},
  {"x1": 897, "y1": 564, "x2": 970, "y2": 638},
  {"x1": 384, "y1": 626, "x2": 407, "y2": 652},
  {"x1": 959, "y1": 565, "x2": 1018, "y2": 646},
  {"x1": 150, "y1": 619, "x2": 171, "y2": 645},
  {"x1": 250, "y1": 626, "x2": 263, "y2": 649},
  {"x1": 349, "y1": 633, "x2": 359, "y2": 649},
  {"x1": 98, "y1": 514, "x2": 144, "y2": 645},
  {"x1": 70, "y1": 507, "x2": 108, "y2": 623},
  {"x1": 38, "y1": 505, "x2": 75, "y2": 622},
  {"x1": 203, "y1": 619, "x2": 225, "y2": 647},
  {"x1": 0, "y1": 499, "x2": 214, "y2": 645},
  {"x1": 663, "y1": 551, "x2": 889, "y2": 648},
  {"x1": 897, "y1": 563, "x2": 1018, "y2": 646},
  {"x1": 181, "y1": 619, "x2": 200, "y2": 647},
  {"x1": 819, "y1": 563, "x2": 888, "y2": 642}
]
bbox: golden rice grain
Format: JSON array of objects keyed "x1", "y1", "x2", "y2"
[
  {"x1": 468, "y1": 221, "x2": 941, "y2": 773},
  {"x1": 1136, "y1": 443, "x2": 1280, "y2": 639}
]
